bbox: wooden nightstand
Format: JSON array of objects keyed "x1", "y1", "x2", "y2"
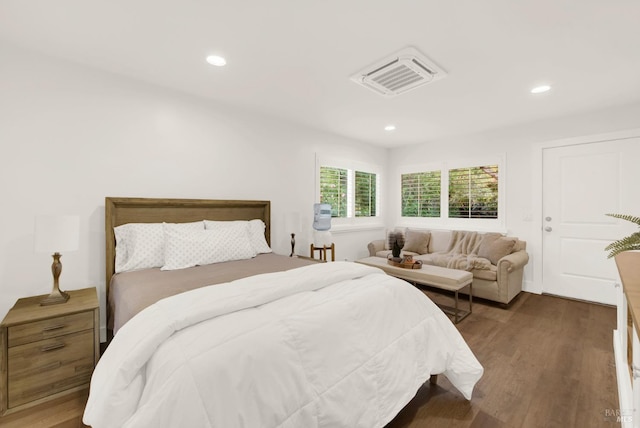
[{"x1": 0, "y1": 287, "x2": 99, "y2": 416}]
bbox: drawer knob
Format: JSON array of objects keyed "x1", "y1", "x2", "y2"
[
  {"x1": 41, "y1": 342, "x2": 65, "y2": 352},
  {"x1": 42, "y1": 324, "x2": 65, "y2": 332}
]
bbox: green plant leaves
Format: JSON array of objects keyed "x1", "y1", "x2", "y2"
[
  {"x1": 606, "y1": 213, "x2": 640, "y2": 226},
  {"x1": 605, "y1": 214, "x2": 640, "y2": 258}
]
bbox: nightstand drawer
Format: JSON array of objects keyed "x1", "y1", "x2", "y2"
[
  {"x1": 7, "y1": 311, "x2": 94, "y2": 347},
  {"x1": 7, "y1": 329, "x2": 95, "y2": 408}
]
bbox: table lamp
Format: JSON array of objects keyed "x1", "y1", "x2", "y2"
[
  {"x1": 35, "y1": 215, "x2": 79, "y2": 305},
  {"x1": 285, "y1": 212, "x2": 301, "y2": 257}
]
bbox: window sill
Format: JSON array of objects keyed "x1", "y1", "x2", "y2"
[
  {"x1": 330, "y1": 223, "x2": 386, "y2": 234},
  {"x1": 398, "y1": 217, "x2": 507, "y2": 234}
]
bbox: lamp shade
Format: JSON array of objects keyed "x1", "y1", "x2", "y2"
[
  {"x1": 285, "y1": 212, "x2": 301, "y2": 234},
  {"x1": 35, "y1": 215, "x2": 80, "y2": 253}
]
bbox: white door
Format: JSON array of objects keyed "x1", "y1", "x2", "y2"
[{"x1": 542, "y1": 138, "x2": 640, "y2": 305}]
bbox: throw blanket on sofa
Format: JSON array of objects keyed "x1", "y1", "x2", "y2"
[
  {"x1": 84, "y1": 262, "x2": 483, "y2": 428},
  {"x1": 427, "y1": 231, "x2": 493, "y2": 270}
]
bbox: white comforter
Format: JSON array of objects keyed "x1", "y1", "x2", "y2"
[{"x1": 84, "y1": 262, "x2": 483, "y2": 428}]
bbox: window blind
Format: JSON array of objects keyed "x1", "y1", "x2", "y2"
[
  {"x1": 401, "y1": 171, "x2": 441, "y2": 217},
  {"x1": 354, "y1": 171, "x2": 377, "y2": 217},
  {"x1": 448, "y1": 165, "x2": 498, "y2": 219},
  {"x1": 319, "y1": 166, "x2": 348, "y2": 217}
]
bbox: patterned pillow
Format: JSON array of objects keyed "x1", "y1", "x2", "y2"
[
  {"x1": 162, "y1": 224, "x2": 256, "y2": 271},
  {"x1": 204, "y1": 219, "x2": 272, "y2": 254},
  {"x1": 114, "y1": 222, "x2": 203, "y2": 273}
]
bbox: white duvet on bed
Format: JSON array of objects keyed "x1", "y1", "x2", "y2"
[{"x1": 84, "y1": 262, "x2": 483, "y2": 428}]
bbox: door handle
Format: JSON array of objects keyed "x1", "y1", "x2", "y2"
[{"x1": 544, "y1": 226, "x2": 552, "y2": 232}]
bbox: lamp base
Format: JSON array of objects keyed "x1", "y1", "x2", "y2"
[
  {"x1": 40, "y1": 252, "x2": 70, "y2": 306},
  {"x1": 290, "y1": 233, "x2": 296, "y2": 257},
  {"x1": 40, "y1": 289, "x2": 70, "y2": 306}
]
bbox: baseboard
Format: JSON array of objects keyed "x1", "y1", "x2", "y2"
[
  {"x1": 541, "y1": 292, "x2": 616, "y2": 308},
  {"x1": 521, "y1": 280, "x2": 538, "y2": 294}
]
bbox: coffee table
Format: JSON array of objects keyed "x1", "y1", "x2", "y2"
[{"x1": 355, "y1": 257, "x2": 473, "y2": 323}]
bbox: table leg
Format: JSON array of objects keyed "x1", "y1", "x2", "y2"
[{"x1": 454, "y1": 289, "x2": 459, "y2": 324}]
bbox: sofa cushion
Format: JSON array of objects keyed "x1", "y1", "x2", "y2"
[
  {"x1": 414, "y1": 254, "x2": 436, "y2": 265},
  {"x1": 376, "y1": 250, "x2": 392, "y2": 258},
  {"x1": 513, "y1": 240, "x2": 526, "y2": 252},
  {"x1": 429, "y1": 230, "x2": 452, "y2": 253},
  {"x1": 403, "y1": 229, "x2": 431, "y2": 254},
  {"x1": 471, "y1": 266, "x2": 498, "y2": 281},
  {"x1": 478, "y1": 234, "x2": 516, "y2": 265}
]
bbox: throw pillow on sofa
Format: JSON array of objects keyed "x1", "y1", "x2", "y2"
[
  {"x1": 402, "y1": 229, "x2": 431, "y2": 254},
  {"x1": 478, "y1": 233, "x2": 516, "y2": 265}
]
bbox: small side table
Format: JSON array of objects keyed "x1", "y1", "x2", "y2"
[
  {"x1": 310, "y1": 243, "x2": 335, "y2": 261},
  {"x1": 0, "y1": 287, "x2": 99, "y2": 416}
]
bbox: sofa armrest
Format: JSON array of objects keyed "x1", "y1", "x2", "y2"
[
  {"x1": 497, "y1": 250, "x2": 529, "y2": 273},
  {"x1": 367, "y1": 239, "x2": 385, "y2": 256},
  {"x1": 493, "y1": 250, "x2": 529, "y2": 304}
]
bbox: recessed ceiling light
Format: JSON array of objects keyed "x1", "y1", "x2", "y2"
[
  {"x1": 384, "y1": 125, "x2": 396, "y2": 131},
  {"x1": 531, "y1": 84, "x2": 551, "y2": 94},
  {"x1": 206, "y1": 55, "x2": 227, "y2": 67}
]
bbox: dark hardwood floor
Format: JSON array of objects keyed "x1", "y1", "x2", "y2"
[
  {"x1": 0, "y1": 291, "x2": 619, "y2": 428},
  {"x1": 0, "y1": 388, "x2": 89, "y2": 428},
  {"x1": 387, "y1": 289, "x2": 619, "y2": 428}
]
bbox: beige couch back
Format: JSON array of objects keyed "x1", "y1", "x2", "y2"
[
  {"x1": 417, "y1": 229, "x2": 526, "y2": 254},
  {"x1": 429, "y1": 230, "x2": 452, "y2": 253}
]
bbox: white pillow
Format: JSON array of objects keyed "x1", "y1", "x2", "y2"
[
  {"x1": 162, "y1": 224, "x2": 256, "y2": 271},
  {"x1": 204, "y1": 219, "x2": 272, "y2": 254},
  {"x1": 114, "y1": 221, "x2": 203, "y2": 273},
  {"x1": 248, "y1": 219, "x2": 272, "y2": 254}
]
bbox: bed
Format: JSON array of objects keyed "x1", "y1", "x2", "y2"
[
  {"x1": 104, "y1": 197, "x2": 318, "y2": 334},
  {"x1": 84, "y1": 197, "x2": 483, "y2": 428}
]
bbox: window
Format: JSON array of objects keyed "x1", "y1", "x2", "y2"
[
  {"x1": 401, "y1": 171, "x2": 441, "y2": 217},
  {"x1": 355, "y1": 171, "x2": 376, "y2": 217},
  {"x1": 448, "y1": 165, "x2": 498, "y2": 219},
  {"x1": 400, "y1": 158, "x2": 503, "y2": 226},
  {"x1": 319, "y1": 164, "x2": 379, "y2": 219},
  {"x1": 319, "y1": 167, "x2": 348, "y2": 217}
]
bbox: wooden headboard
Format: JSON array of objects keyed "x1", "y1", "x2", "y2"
[{"x1": 105, "y1": 197, "x2": 271, "y2": 291}]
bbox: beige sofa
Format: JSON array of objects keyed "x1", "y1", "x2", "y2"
[{"x1": 367, "y1": 229, "x2": 529, "y2": 305}]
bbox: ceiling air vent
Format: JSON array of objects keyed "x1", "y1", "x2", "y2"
[{"x1": 350, "y1": 47, "x2": 446, "y2": 97}]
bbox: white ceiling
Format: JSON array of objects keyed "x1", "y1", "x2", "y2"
[{"x1": 2, "y1": 1, "x2": 640, "y2": 147}]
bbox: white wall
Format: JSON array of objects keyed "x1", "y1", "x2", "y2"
[
  {"x1": 4, "y1": 40, "x2": 640, "y2": 339},
  {"x1": 0, "y1": 43, "x2": 388, "y2": 338},
  {"x1": 388, "y1": 102, "x2": 640, "y2": 293}
]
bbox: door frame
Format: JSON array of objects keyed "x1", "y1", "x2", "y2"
[{"x1": 531, "y1": 128, "x2": 640, "y2": 296}]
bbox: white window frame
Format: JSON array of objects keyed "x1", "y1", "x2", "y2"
[
  {"x1": 316, "y1": 155, "x2": 383, "y2": 231},
  {"x1": 399, "y1": 154, "x2": 506, "y2": 232}
]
